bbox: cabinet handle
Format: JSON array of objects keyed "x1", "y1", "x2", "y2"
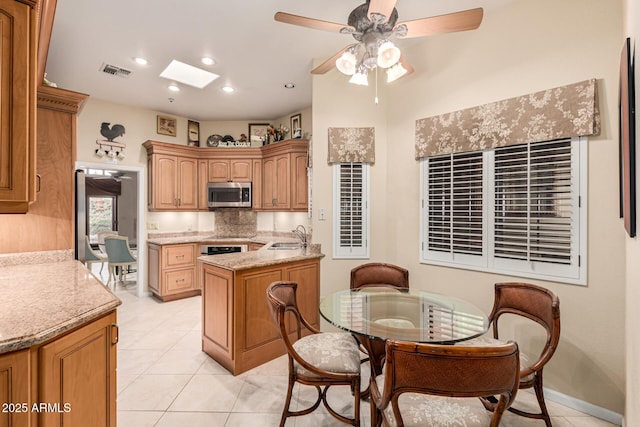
[
  {"x1": 111, "y1": 323, "x2": 119, "y2": 345},
  {"x1": 36, "y1": 174, "x2": 41, "y2": 192},
  {"x1": 178, "y1": 198, "x2": 181, "y2": 206},
  {"x1": 176, "y1": 278, "x2": 185, "y2": 283},
  {"x1": 176, "y1": 254, "x2": 185, "y2": 259}
]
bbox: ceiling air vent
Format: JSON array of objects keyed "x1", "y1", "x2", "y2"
[{"x1": 100, "y1": 63, "x2": 132, "y2": 78}]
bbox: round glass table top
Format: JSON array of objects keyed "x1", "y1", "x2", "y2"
[{"x1": 319, "y1": 289, "x2": 490, "y2": 344}]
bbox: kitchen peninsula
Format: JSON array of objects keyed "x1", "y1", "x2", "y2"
[
  {"x1": 199, "y1": 245, "x2": 323, "y2": 375},
  {"x1": 0, "y1": 256, "x2": 121, "y2": 426}
]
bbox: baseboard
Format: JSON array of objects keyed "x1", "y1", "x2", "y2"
[{"x1": 544, "y1": 387, "x2": 623, "y2": 426}]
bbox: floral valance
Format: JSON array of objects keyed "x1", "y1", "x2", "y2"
[
  {"x1": 328, "y1": 127, "x2": 375, "y2": 164},
  {"x1": 415, "y1": 79, "x2": 600, "y2": 159}
]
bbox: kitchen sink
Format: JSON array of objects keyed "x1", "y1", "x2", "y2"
[{"x1": 267, "y1": 242, "x2": 302, "y2": 250}]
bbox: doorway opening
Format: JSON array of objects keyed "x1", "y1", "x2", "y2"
[{"x1": 76, "y1": 162, "x2": 146, "y2": 297}]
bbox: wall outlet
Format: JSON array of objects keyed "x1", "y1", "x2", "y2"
[
  {"x1": 148, "y1": 222, "x2": 158, "y2": 230},
  {"x1": 319, "y1": 208, "x2": 326, "y2": 221}
]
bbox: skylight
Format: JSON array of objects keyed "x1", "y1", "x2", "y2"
[{"x1": 159, "y1": 60, "x2": 219, "y2": 89}]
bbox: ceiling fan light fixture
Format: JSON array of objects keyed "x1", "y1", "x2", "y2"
[
  {"x1": 336, "y1": 51, "x2": 357, "y2": 75},
  {"x1": 349, "y1": 68, "x2": 368, "y2": 86},
  {"x1": 377, "y1": 41, "x2": 401, "y2": 68},
  {"x1": 386, "y1": 62, "x2": 407, "y2": 83}
]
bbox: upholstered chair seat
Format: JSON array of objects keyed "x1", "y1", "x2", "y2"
[{"x1": 292, "y1": 332, "x2": 361, "y2": 378}]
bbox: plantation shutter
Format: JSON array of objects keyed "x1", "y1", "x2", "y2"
[
  {"x1": 493, "y1": 139, "x2": 577, "y2": 273},
  {"x1": 424, "y1": 151, "x2": 484, "y2": 264},
  {"x1": 334, "y1": 163, "x2": 368, "y2": 258}
]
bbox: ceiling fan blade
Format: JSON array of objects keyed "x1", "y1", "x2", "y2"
[
  {"x1": 274, "y1": 12, "x2": 354, "y2": 34},
  {"x1": 367, "y1": 0, "x2": 398, "y2": 23},
  {"x1": 399, "y1": 56, "x2": 414, "y2": 77},
  {"x1": 395, "y1": 8, "x2": 483, "y2": 39},
  {"x1": 311, "y1": 47, "x2": 349, "y2": 74}
]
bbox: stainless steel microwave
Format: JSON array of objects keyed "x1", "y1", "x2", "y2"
[{"x1": 207, "y1": 182, "x2": 251, "y2": 208}]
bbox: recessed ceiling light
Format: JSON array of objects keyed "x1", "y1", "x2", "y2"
[
  {"x1": 201, "y1": 57, "x2": 215, "y2": 66},
  {"x1": 160, "y1": 59, "x2": 219, "y2": 89},
  {"x1": 222, "y1": 86, "x2": 234, "y2": 93},
  {"x1": 134, "y1": 57, "x2": 148, "y2": 65},
  {"x1": 284, "y1": 83, "x2": 295, "y2": 89},
  {"x1": 168, "y1": 84, "x2": 180, "y2": 92}
]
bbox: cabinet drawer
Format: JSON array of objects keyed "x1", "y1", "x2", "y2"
[
  {"x1": 162, "y1": 244, "x2": 196, "y2": 268},
  {"x1": 165, "y1": 268, "x2": 195, "y2": 293}
]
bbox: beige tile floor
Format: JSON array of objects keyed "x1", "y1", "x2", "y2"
[{"x1": 95, "y1": 267, "x2": 619, "y2": 427}]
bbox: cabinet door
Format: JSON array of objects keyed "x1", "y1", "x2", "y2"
[
  {"x1": 252, "y1": 160, "x2": 262, "y2": 209},
  {"x1": 152, "y1": 155, "x2": 178, "y2": 210},
  {"x1": 229, "y1": 159, "x2": 252, "y2": 181},
  {"x1": 39, "y1": 312, "x2": 117, "y2": 427},
  {"x1": 0, "y1": 0, "x2": 36, "y2": 213},
  {"x1": 208, "y1": 160, "x2": 230, "y2": 182},
  {"x1": 177, "y1": 157, "x2": 198, "y2": 209},
  {"x1": 198, "y1": 160, "x2": 209, "y2": 210},
  {"x1": 262, "y1": 157, "x2": 276, "y2": 209},
  {"x1": 291, "y1": 152, "x2": 308, "y2": 211},
  {"x1": 0, "y1": 349, "x2": 30, "y2": 427},
  {"x1": 274, "y1": 155, "x2": 290, "y2": 209}
]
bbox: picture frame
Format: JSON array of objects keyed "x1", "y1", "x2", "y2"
[
  {"x1": 187, "y1": 120, "x2": 200, "y2": 146},
  {"x1": 248, "y1": 123, "x2": 270, "y2": 144},
  {"x1": 290, "y1": 113, "x2": 301, "y2": 138},
  {"x1": 157, "y1": 115, "x2": 177, "y2": 137},
  {"x1": 619, "y1": 37, "x2": 636, "y2": 237}
]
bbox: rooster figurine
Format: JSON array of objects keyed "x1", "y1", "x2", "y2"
[{"x1": 100, "y1": 122, "x2": 126, "y2": 141}]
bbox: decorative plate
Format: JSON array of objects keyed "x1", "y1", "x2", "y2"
[{"x1": 206, "y1": 134, "x2": 223, "y2": 147}]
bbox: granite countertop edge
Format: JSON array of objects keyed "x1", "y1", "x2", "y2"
[
  {"x1": 0, "y1": 260, "x2": 122, "y2": 355},
  {"x1": 198, "y1": 246, "x2": 325, "y2": 271},
  {"x1": 0, "y1": 299, "x2": 121, "y2": 354}
]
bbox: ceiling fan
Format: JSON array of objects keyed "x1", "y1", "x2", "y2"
[
  {"x1": 275, "y1": 0, "x2": 483, "y2": 84},
  {"x1": 91, "y1": 172, "x2": 132, "y2": 182}
]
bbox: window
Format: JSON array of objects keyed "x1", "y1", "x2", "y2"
[
  {"x1": 333, "y1": 163, "x2": 370, "y2": 258},
  {"x1": 421, "y1": 137, "x2": 586, "y2": 285}
]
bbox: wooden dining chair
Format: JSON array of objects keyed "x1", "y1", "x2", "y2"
[
  {"x1": 350, "y1": 262, "x2": 410, "y2": 375},
  {"x1": 370, "y1": 340, "x2": 520, "y2": 427},
  {"x1": 469, "y1": 282, "x2": 560, "y2": 427},
  {"x1": 266, "y1": 281, "x2": 362, "y2": 427},
  {"x1": 350, "y1": 262, "x2": 409, "y2": 291}
]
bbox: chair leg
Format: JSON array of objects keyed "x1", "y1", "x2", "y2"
[
  {"x1": 279, "y1": 376, "x2": 295, "y2": 427},
  {"x1": 506, "y1": 374, "x2": 552, "y2": 427}
]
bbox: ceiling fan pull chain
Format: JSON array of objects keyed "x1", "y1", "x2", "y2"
[{"x1": 375, "y1": 67, "x2": 379, "y2": 105}]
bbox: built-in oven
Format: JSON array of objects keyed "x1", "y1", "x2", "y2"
[{"x1": 200, "y1": 244, "x2": 248, "y2": 256}]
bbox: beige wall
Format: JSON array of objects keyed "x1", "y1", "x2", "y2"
[
  {"x1": 623, "y1": 0, "x2": 640, "y2": 424},
  {"x1": 312, "y1": 0, "x2": 625, "y2": 417}
]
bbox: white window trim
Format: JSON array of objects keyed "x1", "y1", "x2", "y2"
[
  {"x1": 419, "y1": 137, "x2": 587, "y2": 286},
  {"x1": 333, "y1": 163, "x2": 370, "y2": 259}
]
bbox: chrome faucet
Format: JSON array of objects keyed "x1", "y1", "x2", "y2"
[{"x1": 292, "y1": 225, "x2": 308, "y2": 248}]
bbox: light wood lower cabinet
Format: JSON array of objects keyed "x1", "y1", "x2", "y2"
[
  {"x1": 148, "y1": 243, "x2": 200, "y2": 302},
  {"x1": 0, "y1": 349, "x2": 30, "y2": 427},
  {"x1": 202, "y1": 258, "x2": 320, "y2": 375},
  {"x1": 0, "y1": 311, "x2": 117, "y2": 427}
]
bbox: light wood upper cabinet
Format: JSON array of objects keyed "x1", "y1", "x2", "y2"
[
  {"x1": 147, "y1": 154, "x2": 198, "y2": 211},
  {"x1": 143, "y1": 139, "x2": 307, "y2": 212},
  {"x1": 0, "y1": 0, "x2": 37, "y2": 213},
  {"x1": 208, "y1": 159, "x2": 252, "y2": 182}
]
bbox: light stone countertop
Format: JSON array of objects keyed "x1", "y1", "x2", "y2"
[
  {"x1": 146, "y1": 232, "x2": 291, "y2": 246},
  {"x1": 199, "y1": 244, "x2": 324, "y2": 271},
  {"x1": 0, "y1": 260, "x2": 121, "y2": 354}
]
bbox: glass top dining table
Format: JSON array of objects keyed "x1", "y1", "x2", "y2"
[{"x1": 319, "y1": 288, "x2": 490, "y2": 344}]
